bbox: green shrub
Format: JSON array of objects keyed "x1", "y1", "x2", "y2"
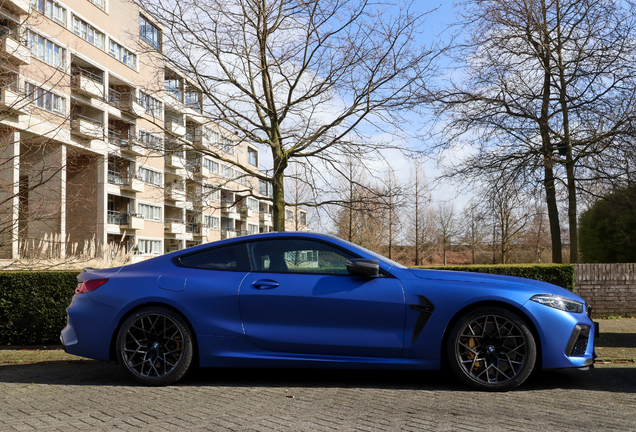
[
  {"x1": 410, "y1": 264, "x2": 575, "y2": 292},
  {"x1": 0, "y1": 271, "x2": 79, "y2": 345},
  {"x1": 579, "y1": 185, "x2": 636, "y2": 263}
]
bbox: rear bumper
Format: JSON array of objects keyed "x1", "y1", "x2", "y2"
[{"x1": 61, "y1": 293, "x2": 120, "y2": 361}]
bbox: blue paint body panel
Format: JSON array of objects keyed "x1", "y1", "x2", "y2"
[{"x1": 62, "y1": 232, "x2": 594, "y2": 377}]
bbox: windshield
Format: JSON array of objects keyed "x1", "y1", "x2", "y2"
[{"x1": 324, "y1": 234, "x2": 407, "y2": 269}]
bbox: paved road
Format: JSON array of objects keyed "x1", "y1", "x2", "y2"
[{"x1": 0, "y1": 362, "x2": 634, "y2": 431}]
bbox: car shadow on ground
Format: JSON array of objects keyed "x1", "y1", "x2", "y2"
[{"x1": 0, "y1": 362, "x2": 635, "y2": 393}]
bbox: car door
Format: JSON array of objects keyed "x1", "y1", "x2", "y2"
[{"x1": 239, "y1": 238, "x2": 406, "y2": 358}]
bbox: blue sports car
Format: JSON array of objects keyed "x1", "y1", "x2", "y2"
[{"x1": 61, "y1": 232, "x2": 595, "y2": 391}]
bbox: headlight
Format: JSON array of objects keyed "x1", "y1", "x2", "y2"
[{"x1": 530, "y1": 294, "x2": 584, "y2": 313}]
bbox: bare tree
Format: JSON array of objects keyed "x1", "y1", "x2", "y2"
[
  {"x1": 460, "y1": 199, "x2": 489, "y2": 265},
  {"x1": 136, "y1": 0, "x2": 440, "y2": 231},
  {"x1": 435, "y1": 202, "x2": 456, "y2": 266},
  {"x1": 487, "y1": 176, "x2": 532, "y2": 264},
  {"x1": 434, "y1": 0, "x2": 636, "y2": 263},
  {"x1": 379, "y1": 165, "x2": 403, "y2": 260},
  {"x1": 404, "y1": 159, "x2": 434, "y2": 265}
]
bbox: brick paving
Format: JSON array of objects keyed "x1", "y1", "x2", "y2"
[{"x1": 0, "y1": 362, "x2": 634, "y2": 431}]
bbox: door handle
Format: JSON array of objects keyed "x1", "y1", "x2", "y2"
[{"x1": 252, "y1": 279, "x2": 280, "y2": 289}]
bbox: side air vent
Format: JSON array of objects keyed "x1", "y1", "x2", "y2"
[{"x1": 410, "y1": 296, "x2": 435, "y2": 344}]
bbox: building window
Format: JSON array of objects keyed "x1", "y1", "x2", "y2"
[
  {"x1": 248, "y1": 223, "x2": 259, "y2": 234},
  {"x1": 259, "y1": 180, "x2": 273, "y2": 197},
  {"x1": 300, "y1": 211, "x2": 307, "y2": 226},
  {"x1": 87, "y1": 0, "x2": 105, "y2": 10},
  {"x1": 138, "y1": 167, "x2": 162, "y2": 186},
  {"x1": 285, "y1": 209, "x2": 294, "y2": 221},
  {"x1": 109, "y1": 39, "x2": 136, "y2": 69},
  {"x1": 31, "y1": 0, "x2": 67, "y2": 25},
  {"x1": 203, "y1": 158, "x2": 219, "y2": 174},
  {"x1": 204, "y1": 215, "x2": 219, "y2": 230},
  {"x1": 220, "y1": 136, "x2": 234, "y2": 155},
  {"x1": 138, "y1": 203, "x2": 161, "y2": 221},
  {"x1": 140, "y1": 15, "x2": 161, "y2": 50},
  {"x1": 138, "y1": 130, "x2": 163, "y2": 151},
  {"x1": 139, "y1": 91, "x2": 163, "y2": 118},
  {"x1": 203, "y1": 184, "x2": 220, "y2": 202},
  {"x1": 248, "y1": 147, "x2": 258, "y2": 166},
  {"x1": 138, "y1": 239, "x2": 161, "y2": 255},
  {"x1": 247, "y1": 197, "x2": 259, "y2": 211},
  {"x1": 26, "y1": 83, "x2": 65, "y2": 115},
  {"x1": 72, "y1": 16, "x2": 105, "y2": 50},
  {"x1": 28, "y1": 32, "x2": 66, "y2": 68}
]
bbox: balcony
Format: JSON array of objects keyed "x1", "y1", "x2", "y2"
[
  {"x1": 1, "y1": 30, "x2": 30, "y2": 65},
  {"x1": 221, "y1": 229, "x2": 248, "y2": 239},
  {"x1": 5, "y1": 0, "x2": 30, "y2": 13},
  {"x1": 71, "y1": 114, "x2": 104, "y2": 139},
  {"x1": 107, "y1": 170, "x2": 145, "y2": 193},
  {"x1": 109, "y1": 90, "x2": 146, "y2": 117},
  {"x1": 165, "y1": 114, "x2": 186, "y2": 136},
  {"x1": 110, "y1": 131, "x2": 145, "y2": 156},
  {"x1": 186, "y1": 222, "x2": 208, "y2": 237},
  {"x1": 0, "y1": 78, "x2": 30, "y2": 114},
  {"x1": 71, "y1": 68, "x2": 104, "y2": 99},
  {"x1": 164, "y1": 218, "x2": 186, "y2": 235},
  {"x1": 186, "y1": 160, "x2": 210, "y2": 179},
  {"x1": 107, "y1": 211, "x2": 144, "y2": 230},
  {"x1": 165, "y1": 183, "x2": 186, "y2": 201},
  {"x1": 164, "y1": 152, "x2": 186, "y2": 169},
  {"x1": 240, "y1": 207, "x2": 254, "y2": 219},
  {"x1": 221, "y1": 200, "x2": 239, "y2": 218},
  {"x1": 259, "y1": 211, "x2": 272, "y2": 222}
]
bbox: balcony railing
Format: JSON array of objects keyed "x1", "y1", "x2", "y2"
[
  {"x1": 165, "y1": 182, "x2": 185, "y2": 192},
  {"x1": 107, "y1": 169, "x2": 130, "y2": 186},
  {"x1": 107, "y1": 210, "x2": 141, "y2": 225},
  {"x1": 0, "y1": 25, "x2": 28, "y2": 46},
  {"x1": 72, "y1": 113, "x2": 102, "y2": 126},
  {"x1": 185, "y1": 222, "x2": 202, "y2": 234},
  {"x1": 71, "y1": 66, "x2": 103, "y2": 84},
  {"x1": 222, "y1": 229, "x2": 249, "y2": 239},
  {"x1": 165, "y1": 113, "x2": 184, "y2": 126},
  {"x1": 108, "y1": 129, "x2": 131, "y2": 147},
  {"x1": 1, "y1": 74, "x2": 22, "y2": 93}
]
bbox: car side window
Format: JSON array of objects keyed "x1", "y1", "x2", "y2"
[
  {"x1": 248, "y1": 239, "x2": 356, "y2": 275},
  {"x1": 176, "y1": 243, "x2": 250, "y2": 271}
]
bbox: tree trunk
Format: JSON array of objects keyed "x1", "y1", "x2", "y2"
[
  {"x1": 537, "y1": 24, "x2": 563, "y2": 263},
  {"x1": 555, "y1": 0, "x2": 578, "y2": 263},
  {"x1": 271, "y1": 150, "x2": 287, "y2": 232}
]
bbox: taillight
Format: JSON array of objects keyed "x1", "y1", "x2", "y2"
[{"x1": 76, "y1": 278, "x2": 109, "y2": 293}]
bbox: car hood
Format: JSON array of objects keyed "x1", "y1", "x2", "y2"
[{"x1": 408, "y1": 268, "x2": 581, "y2": 299}]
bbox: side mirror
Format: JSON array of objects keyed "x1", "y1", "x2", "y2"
[{"x1": 346, "y1": 259, "x2": 379, "y2": 277}]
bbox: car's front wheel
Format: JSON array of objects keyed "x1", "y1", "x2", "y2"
[
  {"x1": 446, "y1": 306, "x2": 536, "y2": 391},
  {"x1": 116, "y1": 306, "x2": 194, "y2": 386}
]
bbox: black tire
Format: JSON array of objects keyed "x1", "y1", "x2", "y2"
[
  {"x1": 116, "y1": 306, "x2": 194, "y2": 386},
  {"x1": 446, "y1": 306, "x2": 536, "y2": 391}
]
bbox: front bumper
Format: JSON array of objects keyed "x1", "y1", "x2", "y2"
[{"x1": 523, "y1": 300, "x2": 596, "y2": 370}]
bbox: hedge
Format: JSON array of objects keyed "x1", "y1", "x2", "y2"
[
  {"x1": 0, "y1": 271, "x2": 80, "y2": 345},
  {"x1": 0, "y1": 265, "x2": 574, "y2": 346},
  {"x1": 410, "y1": 264, "x2": 575, "y2": 292}
]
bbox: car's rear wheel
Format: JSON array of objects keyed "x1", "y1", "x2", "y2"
[
  {"x1": 447, "y1": 306, "x2": 536, "y2": 391},
  {"x1": 116, "y1": 306, "x2": 193, "y2": 386}
]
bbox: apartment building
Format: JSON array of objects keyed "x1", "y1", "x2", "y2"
[{"x1": 0, "y1": 0, "x2": 307, "y2": 260}]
